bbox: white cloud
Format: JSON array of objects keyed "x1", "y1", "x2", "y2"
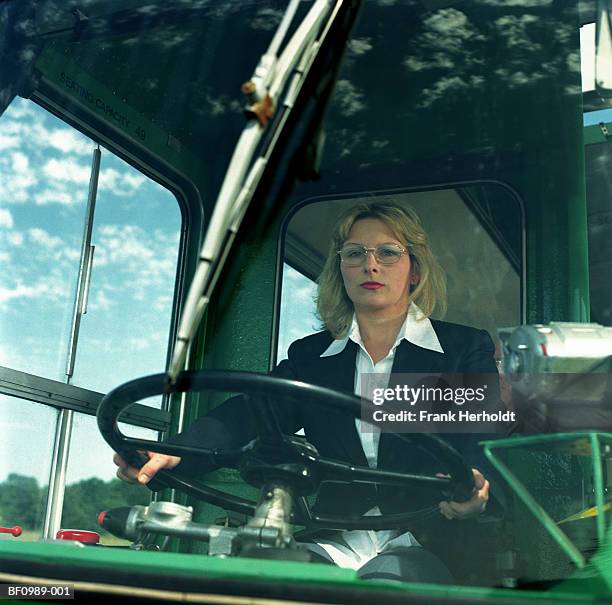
[
  {"x1": 418, "y1": 75, "x2": 485, "y2": 108},
  {"x1": 75, "y1": 336, "x2": 114, "y2": 354},
  {"x1": 333, "y1": 128, "x2": 366, "y2": 159},
  {"x1": 91, "y1": 224, "x2": 179, "y2": 301},
  {"x1": 34, "y1": 189, "x2": 76, "y2": 206},
  {"x1": 48, "y1": 128, "x2": 92, "y2": 155},
  {"x1": 38, "y1": 271, "x2": 69, "y2": 302},
  {"x1": 7, "y1": 232, "x2": 23, "y2": 246},
  {"x1": 123, "y1": 172, "x2": 146, "y2": 189},
  {"x1": 0, "y1": 344, "x2": 23, "y2": 368},
  {"x1": 98, "y1": 168, "x2": 146, "y2": 196},
  {"x1": 0, "y1": 282, "x2": 39, "y2": 303},
  {"x1": 422, "y1": 9, "x2": 482, "y2": 48},
  {"x1": 95, "y1": 224, "x2": 153, "y2": 263},
  {"x1": 0, "y1": 101, "x2": 96, "y2": 205},
  {"x1": 333, "y1": 80, "x2": 366, "y2": 116},
  {"x1": 28, "y1": 228, "x2": 64, "y2": 249},
  {"x1": 0, "y1": 119, "x2": 22, "y2": 137},
  {"x1": 43, "y1": 158, "x2": 91, "y2": 184},
  {"x1": 403, "y1": 9, "x2": 485, "y2": 79},
  {"x1": 0, "y1": 151, "x2": 38, "y2": 202},
  {"x1": 126, "y1": 336, "x2": 152, "y2": 351},
  {"x1": 200, "y1": 92, "x2": 242, "y2": 117},
  {"x1": 289, "y1": 284, "x2": 316, "y2": 304},
  {"x1": 494, "y1": 14, "x2": 542, "y2": 53},
  {"x1": 372, "y1": 139, "x2": 390, "y2": 150},
  {"x1": 12, "y1": 152, "x2": 29, "y2": 173},
  {"x1": 88, "y1": 289, "x2": 114, "y2": 312},
  {"x1": 19, "y1": 228, "x2": 80, "y2": 266},
  {"x1": 566, "y1": 50, "x2": 581, "y2": 76},
  {"x1": 0, "y1": 267, "x2": 72, "y2": 310},
  {"x1": 401, "y1": 6, "x2": 572, "y2": 105},
  {"x1": 2, "y1": 112, "x2": 89, "y2": 170},
  {"x1": 0, "y1": 134, "x2": 19, "y2": 151},
  {"x1": 0, "y1": 209, "x2": 14, "y2": 228},
  {"x1": 348, "y1": 38, "x2": 373, "y2": 56},
  {"x1": 153, "y1": 294, "x2": 172, "y2": 313},
  {"x1": 159, "y1": 31, "x2": 190, "y2": 49},
  {"x1": 1, "y1": 98, "x2": 37, "y2": 120},
  {"x1": 97, "y1": 168, "x2": 120, "y2": 190}
]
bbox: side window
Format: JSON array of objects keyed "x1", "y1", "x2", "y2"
[
  {"x1": 68, "y1": 148, "x2": 181, "y2": 393},
  {"x1": 0, "y1": 398, "x2": 57, "y2": 540},
  {"x1": 277, "y1": 264, "x2": 319, "y2": 361},
  {"x1": 0, "y1": 100, "x2": 88, "y2": 380},
  {"x1": 277, "y1": 186, "x2": 522, "y2": 361},
  {"x1": 0, "y1": 98, "x2": 182, "y2": 542}
]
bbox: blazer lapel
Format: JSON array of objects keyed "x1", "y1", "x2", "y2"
[
  {"x1": 313, "y1": 339, "x2": 358, "y2": 394},
  {"x1": 390, "y1": 339, "x2": 447, "y2": 374},
  {"x1": 380, "y1": 339, "x2": 448, "y2": 469},
  {"x1": 310, "y1": 340, "x2": 368, "y2": 466}
]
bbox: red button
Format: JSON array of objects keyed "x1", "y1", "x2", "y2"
[{"x1": 56, "y1": 529, "x2": 100, "y2": 543}]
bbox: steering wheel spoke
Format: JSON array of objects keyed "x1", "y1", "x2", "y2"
[
  {"x1": 117, "y1": 437, "x2": 250, "y2": 474},
  {"x1": 315, "y1": 455, "x2": 453, "y2": 491}
]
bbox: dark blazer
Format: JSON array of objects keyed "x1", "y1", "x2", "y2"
[{"x1": 174, "y1": 319, "x2": 506, "y2": 524}]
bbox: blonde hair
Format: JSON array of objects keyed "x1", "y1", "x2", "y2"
[{"x1": 316, "y1": 202, "x2": 447, "y2": 338}]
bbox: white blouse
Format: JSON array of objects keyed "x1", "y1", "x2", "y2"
[{"x1": 313, "y1": 304, "x2": 444, "y2": 569}]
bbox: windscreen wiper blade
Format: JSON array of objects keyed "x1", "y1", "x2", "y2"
[{"x1": 168, "y1": 0, "x2": 358, "y2": 382}]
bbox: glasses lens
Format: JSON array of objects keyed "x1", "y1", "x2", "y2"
[
  {"x1": 375, "y1": 245, "x2": 403, "y2": 264},
  {"x1": 340, "y1": 245, "x2": 366, "y2": 266}
]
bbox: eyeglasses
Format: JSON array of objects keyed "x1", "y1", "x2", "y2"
[{"x1": 337, "y1": 244, "x2": 408, "y2": 266}]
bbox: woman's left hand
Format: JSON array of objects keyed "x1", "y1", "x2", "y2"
[{"x1": 439, "y1": 468, "x2": 489, "y2": 520}]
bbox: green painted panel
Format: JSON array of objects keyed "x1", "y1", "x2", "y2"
[{"x1": 0, "y1": 540, "x2": 605, "y2": 601}]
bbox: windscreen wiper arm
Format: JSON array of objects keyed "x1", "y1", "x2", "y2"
[{"x1": 168, "y1": 0, "x2": 359, "y2": 382}]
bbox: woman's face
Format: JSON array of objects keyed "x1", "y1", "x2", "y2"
[{"x1": 340, "y1": 218, "x2": 414, "y2": 318}]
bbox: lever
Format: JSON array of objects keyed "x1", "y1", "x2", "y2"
[{"x1": 0, "y1": 525, "x2": 22, "y2": 537}]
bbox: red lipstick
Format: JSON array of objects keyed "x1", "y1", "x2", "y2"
[{"x1": 360, "y1": 282, "x2": 383, "y2": 290}]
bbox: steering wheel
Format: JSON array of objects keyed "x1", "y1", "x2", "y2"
[{"x1": 97, "y1": 370, "x2": 475, "y2": 530}]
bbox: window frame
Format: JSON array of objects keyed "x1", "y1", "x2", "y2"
[
  {"x1": 271, "y1": 180, "x2": 527, "y2": 371},
  {"x1": 0, "y1": 93, "x2": 201, "y2": 538}
]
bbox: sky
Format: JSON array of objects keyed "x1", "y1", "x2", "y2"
[
  {"x1": 277, "y1": 264, "x2": 319, "y2": 362},
  {"x1": 584, "y1": 108, "x2": 612, "y2": 126}
]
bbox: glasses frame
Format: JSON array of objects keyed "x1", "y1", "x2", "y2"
[{"x1": 336, "y1": 244, "x2": 408, "y2": 266}]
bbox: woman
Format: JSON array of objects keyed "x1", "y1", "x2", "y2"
[{"x1": 114, "y1": 202, "x2": 501, "y2": 583}]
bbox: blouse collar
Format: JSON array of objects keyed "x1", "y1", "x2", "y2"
[{"x1": 320, "y1": 302, "x2": 444, "y2": 358}]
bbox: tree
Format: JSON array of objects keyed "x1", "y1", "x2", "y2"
[
  {"x1": 0, "y1": 474, "x2": 151, "y2": 534},
  {"x1": 62, "y1": 477, "x2": 150, "y2": 532},
  {"x1": 0, "y1": 474, "x2": 44, "y2": 529}
]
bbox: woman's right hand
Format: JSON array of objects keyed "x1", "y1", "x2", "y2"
[{"x1": 113, "y1": 451, "x2": 182, "y2": 485}]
